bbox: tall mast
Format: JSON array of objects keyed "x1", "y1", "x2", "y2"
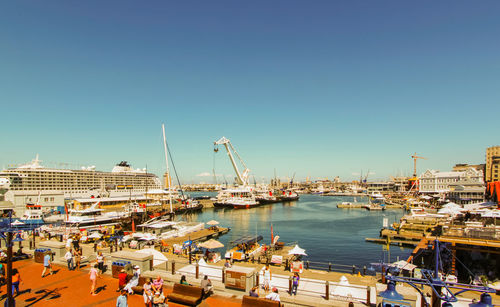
[{"x1": 162, "y1": 124, "x2": 173, "y2": 213}]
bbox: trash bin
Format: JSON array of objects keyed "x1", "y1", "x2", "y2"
[
  {"x1": 112, "y1": 260, "x2": 131, "y2": 278},
  {"x1": 34, "y1": 248, "x2": 52, "y2": 263}
]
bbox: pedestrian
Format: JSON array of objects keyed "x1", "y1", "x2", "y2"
[
  {"x1": 151, "y1": 275, "x2": 163, "y2": 293},
  {"x1": 151, "y1": 291, "x2": 166, "y2": 307},
  {"x1": 116, "y1": 289, "x2": 128, "y2": 307},
  {"x1": 41, "y1": 253, "x2": 53, "y2": 277},
  {"x1": 292, "y1": 272, "x2": 300, "y2": 295},
  {"x1": 142, "y1": 278, "x2": 153, "y2": 307},
  {"x1": 249, "y1": 286, "x2": 259, "y2": 297},
  {"x1": 11, "y1": 268, "x2": 22, "y2": 296},
  {"x1": 65, "y1": 249, "x2": 74, "y2": 270},
  {"x1": 97, "y1": 251, "x2": 105, "y2": 273},
  {"x1": 262, "y1": 265, "x2": 272, "y2": 292},
  {"x1": 89, "y1": 263, "x2": 99, "y2": 296},
  {"x1": 180, "y1": 275, "x2": 189, "y2": 285},
  {"x1": 224, "y1": 259, "x2": 232, "y2": 268},
  {"x1": 75, "y1": 248, "x2": 82, "y2": 270},
  {"x1": 0, "y1": 263, "x2": 5, "y2": 285},
  {"x1": 117, "y1": 269, "x2": 128, "y2": 292},
  {"x1": 265, "y1": 287, "x2": 280, "y2": 302},
  {"x1": 123, "y1": 265, "x2": 140, "y2": 294},
  {"x1": 200, "y1": 275, "x2": 213, "y2": 298}
]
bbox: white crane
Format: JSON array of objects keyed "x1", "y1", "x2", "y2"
[{"x1": 214, "y1": 137, "x2": 250, "y2": 186}]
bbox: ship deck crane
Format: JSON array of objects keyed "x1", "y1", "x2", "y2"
[{"x1": 214, "y1": 137, "x2": 250, "y2": 186}]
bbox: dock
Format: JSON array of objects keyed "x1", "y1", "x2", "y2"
[
  {"x1": 365, "y1": 237, "x2": 419, "y2": 247},
  {"x1": 161, "y1": 226, "x2": 230, "y2": 245}
]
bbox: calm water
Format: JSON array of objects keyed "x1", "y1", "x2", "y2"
[{"x1": 181, "y1": 193, "x2": 412, "y2": 269}]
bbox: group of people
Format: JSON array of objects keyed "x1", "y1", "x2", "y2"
[
  {"x1": 251, "y1": 265, "x2": 300, "y2": 302},
  {"x1": 116, "y1": 270, "x2": 167, "y2": 307},
  {"x1": 0, "y1": 264, "x2": 23, "y2": 297}
]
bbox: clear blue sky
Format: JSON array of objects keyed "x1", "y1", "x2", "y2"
[{"x1": 1, "y1": 1, "x2": 499, "y2": 183}]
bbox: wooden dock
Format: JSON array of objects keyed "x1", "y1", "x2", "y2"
[
  {"x1": 162, "y1": 227, "x2": 230, "y2": 246},
  {"x1": 365, "y1": 237, "x2": 419, "y2": 247}
]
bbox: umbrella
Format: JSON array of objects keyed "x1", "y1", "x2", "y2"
[
  {"x1": 288, "y1": 245, "x2": 307, "y2": 256},
  {"x1": 206, "y1": 220, "x2": 219, "y2": 226},
  {"x1": 135, "y1": 248, "x2": 168, "y2": 266},
  {"x1": 198, "y1": 239, "x2": 224, "y2": 249}
]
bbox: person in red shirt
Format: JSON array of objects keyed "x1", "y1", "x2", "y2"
[{"x1": 117, "y1": 269, "x2": 128, "y2": 292}]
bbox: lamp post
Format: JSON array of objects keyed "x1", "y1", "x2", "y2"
[
  {"x1": 380, "y1": 240, "x2": 496, "y2": 307},
  {"x1": 1, "y1": 212, "x2": 39, "y2": 307}
]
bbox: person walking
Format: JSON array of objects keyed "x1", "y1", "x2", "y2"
[
  {"x1": 262, "y1": 265, "x2": 272, "y2": 293},
  {"x1": 116, "y1": 289, "x2": 128, "y2": 307},
  {"x1": 291, "y1": 272, "x2": 300, "y2": 295},
  {"x1": 89, "y1": 263, "x2": 99, "y2": 296},
  {"x1": 64, "y1": 249, "x2": 74, "y2": 271},
  {"x1": 11, "y1": 268, "x2": 22, "y2": 296},
  {"x1": 75, "y1": 248, "x2": 82, "y2": 271},
  {"x1": 97, "y1": 251, "x2": 105, "y2": 273},
  {"x1": 41, "y1": 253, "x2": 53, "y2": 277}
]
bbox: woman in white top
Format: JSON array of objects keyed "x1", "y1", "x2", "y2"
[{"x1": 262, "y1": 265, "x2": 272, "y2": 292}]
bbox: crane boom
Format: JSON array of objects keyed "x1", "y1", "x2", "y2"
[
  {"x1": 214, "y1": 137, "x2": 250, "y2": 186},
  {"x1": 411, "y1": 152, "x2": 428, "y2": 177}
]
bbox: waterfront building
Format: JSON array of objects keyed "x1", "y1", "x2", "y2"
[
  {"x1": 366, "y1": 181, "x2": 395, "y2": 193},
  {"x1": 3, "y1": 190, "x2": 65, "y2": 216},
  {"x1": 0, "y1": 155, "x2": 162, "y2": 205},
  {"x1": 447, "y1": 178, "x2": 485, "y2": 205},
  {"x1": 486, "y1": 146, "x2": 500, "y2": 182},
  {"x1": 419, "y1": 168, "x2": 483, "y2": 194}
]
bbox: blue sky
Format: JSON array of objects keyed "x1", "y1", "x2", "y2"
[{"x1": 1, "y1": 1, "x2": 499, "y2": 183}]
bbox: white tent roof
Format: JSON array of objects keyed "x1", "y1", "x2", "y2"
[
  {"x1": 331, "y1": 276, "x2": 355, "y2": 297},
  {"x1": 135, "y1": 248, "x2": 168, "y2": 266},
  {"x1": 288, "y1": 245, "x2": 307, "y2": 256}
]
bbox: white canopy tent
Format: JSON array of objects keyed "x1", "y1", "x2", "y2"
[
  {"x1": 135, "y1": 248, "x2": 168, "y2": 266},
  {"x1": 288, "y1": 245, "x2": 307, "y2": 256}
]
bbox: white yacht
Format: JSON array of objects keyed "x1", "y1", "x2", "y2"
[
  {"x1": 20, "y1": 204, "x2": 45, "y2": 224},
  {"x1": 135, "y1": 217, "x2": 205, "y2": 240},
  {"x1": 65, "y1": 201, "x2": 127, "y2": 227},
  {"x1": 214, "y1": 187, "x2": 259, "y2": 209}
]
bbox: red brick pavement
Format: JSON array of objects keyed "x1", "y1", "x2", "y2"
[{"x1": 0, "y1": 260, "x2": 241, "y2": 307}]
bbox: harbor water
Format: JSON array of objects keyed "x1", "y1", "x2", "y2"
[{"x1": 182, "y1": 193, "x2": 412, "y2": 269}]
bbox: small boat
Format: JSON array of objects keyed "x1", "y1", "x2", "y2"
[
  {"x1": 279, "y1": 190, "x2": 300, "y2": 202},
  {"x1": 225, "y1": 235, "x2": 263, "y2": 261},
  {"x1": 19, "y1": 204, "x2": 45, "y2": 225}
]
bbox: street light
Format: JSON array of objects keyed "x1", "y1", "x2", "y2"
[{"x1": 378, "y1": 280, "x2": 404, "y2": 301}]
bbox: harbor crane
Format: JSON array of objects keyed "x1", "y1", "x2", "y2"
[
  {"x1": 214, "y1": 137, "x2": 250, "y2": 186},
  {"x1": 411, "y1": 152, "x2": 427, "y2": 177}
]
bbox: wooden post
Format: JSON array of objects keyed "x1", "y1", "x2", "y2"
[
  {"x1": 366, "y1": 286, "x2": 371, "y2": 306},
  {"x1": 289, "y1": 277, "x2": 293, "y2": 294},
  {"x1": 382, "y1": 266, "x2": 386, "y2": 284},
  {"x1": 329, "y1": 262, "x2": 332, "y2": 272},
  {"x1": 325, "y1": 280, "x2": 329, "y2": 300},
  {"x1": 222, "y1": 267, "x2": 225, "y2": 284},
  {"x1": 195, "y1": 263, "x2": 199, "y2": 279},
  {"x1": 363, "y1": 266, "x2": 367, "y2": 276},
  {"x1": 171, "y1": 260, "x2": 175, "y2": 275},
  {"x1": 165, "y1": 260, "x2": 168, "y2": 271},
  {"x1": 306, "y1": 261, "x2": 309, "y2": 270},
  {"x1": 93, "y1": 243, "x2": 97, "y2": 252},
  {"x1": 352, "y1": 265, "x2": 356, "y2": 275},
  {"x1": 431, "y1": 286, "x2": 441, "y2": 307}
]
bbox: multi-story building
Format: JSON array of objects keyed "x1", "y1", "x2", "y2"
[
  {"x1": 447, "y1": 178, "x2": 485, "y2": 205},
  {"x1": 419, "y1": 168, "x2": 483, "y2": 194},
  {"x1": 486, "y1": 146, "x2": 500, "y2": 182}
]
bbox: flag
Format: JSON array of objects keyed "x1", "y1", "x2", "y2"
[
  {"x1": 271, "y1": 223, "x2": 274, "y2": 244},
  {"x1": 64, "y1": 203, "x2": 69, "y2": 221},
  {"x1": 132, "y1": 219, "x2": 135, "y2": 233}
]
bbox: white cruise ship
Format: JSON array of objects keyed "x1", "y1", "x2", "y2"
[{"x1": 0, "y1": 155, "x2": 162, "y2": 199}]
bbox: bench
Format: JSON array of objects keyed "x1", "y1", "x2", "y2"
[
  {"x1": 131, "y1": 276, "x2": 148, "y2": 294},
  {"x1": 167, "y1": 283, "x2": 204, "y2": 306},
  {"x1": 241, "y1": 295, "x2": 282, "y2": 307}
]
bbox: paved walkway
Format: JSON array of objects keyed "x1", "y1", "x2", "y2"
[{"x1": 0, "y1": 260, "x2": 242, "y2": 307}]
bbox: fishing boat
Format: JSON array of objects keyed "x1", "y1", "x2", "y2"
[{"x1": 279, "y1": 189, "x2": 300, "y2": 201}]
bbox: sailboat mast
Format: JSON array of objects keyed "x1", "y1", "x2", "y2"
[{"x1": 162, "y1": 124, "x2": 173, "y2": 213}]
